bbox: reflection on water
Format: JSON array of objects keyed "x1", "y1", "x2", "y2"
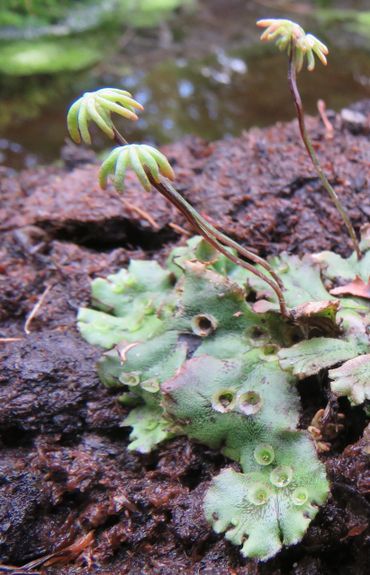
[{"x1": 0, "y1": 0, "x2": 369, "y2": 169}]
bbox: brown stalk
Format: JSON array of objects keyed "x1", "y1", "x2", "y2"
[
  {"x1": 287, "y1": 43, "x2": 361, "y2": 259},
  {"x1": 112, "y1": 128, "x2": 288, "y2": 316}
]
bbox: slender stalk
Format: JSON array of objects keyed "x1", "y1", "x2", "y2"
[
  {"x1": 155, "y1": 179, "x2": 289, "y2": 316},
  {"x1": 112, "y1": 128, "x2": 288, "y2": 316},
  {"x1": 157, "y1": 178, "x2": 286, "y2": 295},
  {"x1": 113, "y1": 127, "x2": 129, "y2": 145},
  {"x1": 200, "y1": 216, "x2": 285, "y2": 291},
  {"x1": 112, "y1": 127, "x2": 281, "y2": 287},
  {"x1": 287, "y1": 44, "x2": 361, "y2": 259}
]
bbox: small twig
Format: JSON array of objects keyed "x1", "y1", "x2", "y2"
[
  {"x1": 122, "y1": 198, "x2": 160, "y2": 230},
  {"x1": 0, "y1": 337, "x2": 23, "y2": 343},
  {"x1": 317, "y1": 99, "x2": 334, "y2": 140},
  {"x1": 169, "y1": 222, "x2": 192, "y2": 237},
  {"x1": 24, "y1": 284, "x2": 52, "y2": 335},
  {"x1": 0, "y1": 566, "x2": 39, "y2": 574},
  {"x1": 288, "y1": 43, "x2": 361, "y2": 259},
  {"x1": 21, "y1": 532, "x2": 94, "y2": 570}
]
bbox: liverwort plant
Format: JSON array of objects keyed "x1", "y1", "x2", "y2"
[
  {"x1": 257, "y1": 18, "x2": 362, "y2": 259},
  {"x1": 67, "y1": 87, "x2": 288, "y2": 316},
  {"x1": 66, "y1": 28, "x2": 369, "y2": 561}
]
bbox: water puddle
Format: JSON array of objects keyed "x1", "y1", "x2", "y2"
[{"x1": 0, "y1": 0, "x2": 369, "y2": 169}]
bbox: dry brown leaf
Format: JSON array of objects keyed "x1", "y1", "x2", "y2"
[
  {"x1": 330, "y1": 275, "x2": 370, "y2": 300},
  {"x1": 344, "y1": 523, "x2": 368, "y2": 539},
  {"x1": 21, "y1": 531, "x2": 95, "y2": 570}
]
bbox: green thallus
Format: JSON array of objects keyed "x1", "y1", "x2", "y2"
[
  {"x1": 76, "y1": 229, "x2": 369, "y2": 560},
  {"x1": 257, "y1": 18, "x2": 361, "y2": 259}
]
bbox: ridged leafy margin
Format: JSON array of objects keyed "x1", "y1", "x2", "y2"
[{"x1": 329, "y1": 354, "x2": 370, "y2": 405}]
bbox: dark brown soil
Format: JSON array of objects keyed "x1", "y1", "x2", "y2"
[{"x1": 0, "y1": 102, "x2": 369, "y2": 574}]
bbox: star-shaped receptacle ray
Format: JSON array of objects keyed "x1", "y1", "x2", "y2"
[
  {"x1": 257, "y1": 19, "x2": 328, "y2": 72},
  {"x1": 99, "y1": 144, "x2": 175, "y2": 192},
  {"x1": 67, "y1": 88, "x2": 144, "y2": 144}
]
